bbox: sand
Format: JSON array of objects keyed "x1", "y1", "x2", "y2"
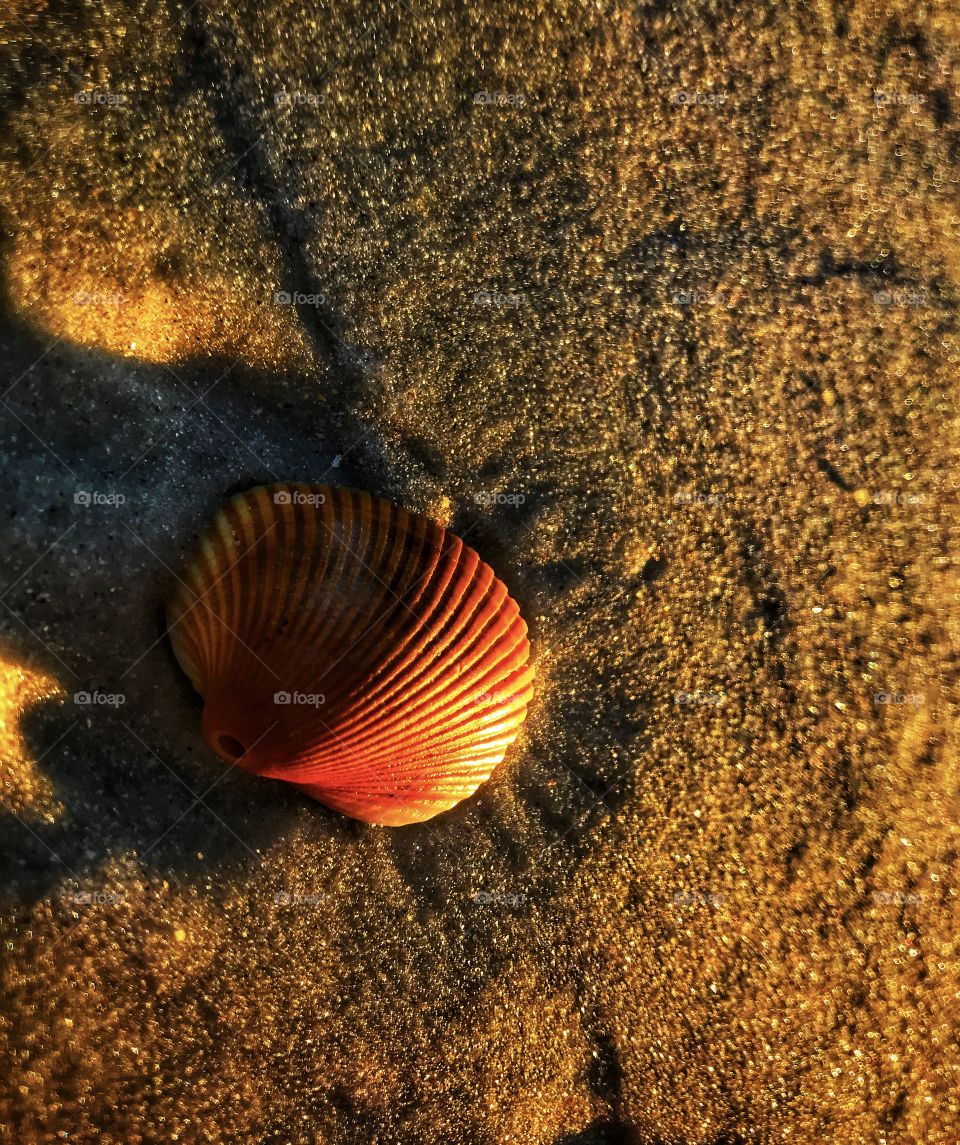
[{"x1": 1, "y1": 0, "x2": 958, "y2": 1141}]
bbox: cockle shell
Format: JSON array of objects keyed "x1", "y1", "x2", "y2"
[{"x1": 167, "y1": 483, "x2": 534, "y2": 825}]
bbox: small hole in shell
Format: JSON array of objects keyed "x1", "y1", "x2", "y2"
[{"x1": 218, "y1": 734, "x2": 246, "y2": 760}]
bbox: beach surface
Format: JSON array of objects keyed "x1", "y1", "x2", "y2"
[{"x1": 1, "y1": 1, "x2": 958, "y2": 1141}]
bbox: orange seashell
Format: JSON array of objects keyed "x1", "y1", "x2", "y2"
[{"x1": 167, "y1": 483, "x2": 534, "y2": 826}]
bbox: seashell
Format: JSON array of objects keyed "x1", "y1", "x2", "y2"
[{"x1": 167, "y1": 483, "x2": 534, "y2": 826}]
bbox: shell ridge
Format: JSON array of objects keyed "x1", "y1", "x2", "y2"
[
  {"x1": 312, "y1": 529, "x2": 465, "y2": 707},
  {"x1": 280, "y1": 650, "x2": 533, "y2": 781},
  {"x1": 306, "y1": 513, "x2": 452, "y2": 708},
  {"x1": 296, "y1": 499, "x2": 433, "y2": 709},
  {"x1": 312, "y1": 576, "x2": 517, "y2": 746},
  {"x1": 313, "y1": 543, "x2": 483, "y2": 731}
]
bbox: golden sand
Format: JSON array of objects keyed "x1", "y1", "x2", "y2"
[{"x1": 0, "y1": 0, "x2": 958, "y2": 1141}]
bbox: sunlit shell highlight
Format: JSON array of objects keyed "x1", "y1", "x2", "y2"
[{"x1": 167, "y1": 484, "x2": 534, "y2": 825}]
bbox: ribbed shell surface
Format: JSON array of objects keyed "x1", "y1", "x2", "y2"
[{"x1": 166, "y1": 483, "x2": 534, "y2": 825}]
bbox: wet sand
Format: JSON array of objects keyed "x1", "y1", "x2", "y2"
[{"x1": 1, "y1": 1, "x2": 958, "y2": 1141}]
